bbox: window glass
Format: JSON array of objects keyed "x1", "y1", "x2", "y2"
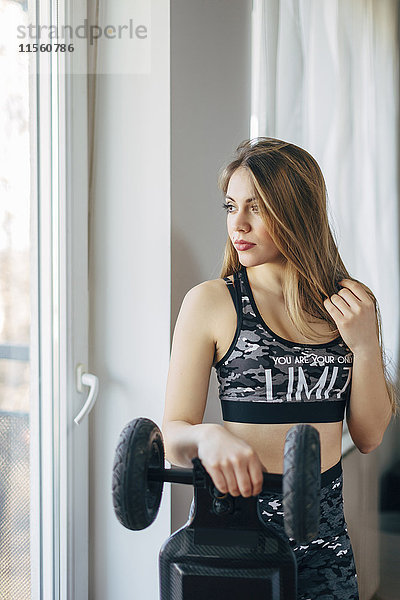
[{"x1": 0, "y1": 1, "x2": 31, "y2": 598}]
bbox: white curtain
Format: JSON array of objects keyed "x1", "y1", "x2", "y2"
[{"x1": 252, "y1": 0, "x2": 400, "y2": 383}]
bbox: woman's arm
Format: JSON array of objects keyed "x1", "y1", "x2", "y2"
[
  {"x1": 162, "y1": 280, "x2": 265, "y2": 497},
  {"x1": 345, "y1": 343, "x2": 392, "y2": 453},
  {"x1": 162, "y1": 281, "x2": 219, "y2": 466},
  {"x1": 324, "y1": 279, "x2": 393, "y2": 453},
  {"x1": 161, "y1": 420, "x2": 223, "y2": 468}
]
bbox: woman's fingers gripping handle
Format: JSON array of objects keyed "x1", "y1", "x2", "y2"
[{"x1": 197, "y1": 428, "x2": 265, "y2": 498}]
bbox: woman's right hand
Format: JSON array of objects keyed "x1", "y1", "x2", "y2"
[{"x1": 197, "y1": 425, "x2": 265, "y2": 498}]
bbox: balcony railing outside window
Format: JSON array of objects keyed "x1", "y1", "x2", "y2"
[{"x1": 0, "y1": 0, "x2": 31, "y2": 597}]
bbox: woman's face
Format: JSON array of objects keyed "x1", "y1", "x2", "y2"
[{"x1": 224, "y1": 167, "x2": 283, "y2": 267}]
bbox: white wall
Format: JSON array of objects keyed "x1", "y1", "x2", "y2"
[
  {"x1": 88, "y1": 2, "x2": 170, "y2": 599},
  {"x1": 170, "y1": 0, "x2": 252, "y2": 531}
]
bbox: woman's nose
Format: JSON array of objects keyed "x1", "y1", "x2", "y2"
[{"x1": 232, "y1": 212, "x2": 250, "y2": 232}]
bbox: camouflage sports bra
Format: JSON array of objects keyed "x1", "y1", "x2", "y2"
[{"x1": 214, "y1": 266, "x2": 353, "y2": 424}]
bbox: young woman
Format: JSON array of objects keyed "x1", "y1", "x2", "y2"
[{"x1": 162, "y1": 137, "x2": 397, "y2": 599}]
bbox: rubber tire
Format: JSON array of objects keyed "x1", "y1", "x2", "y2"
[
  {"x1": 112, "y1": 417, "x2": 164, "y2": 530},
  {"x1": 282, "y1": 423, "x2": 321, "y2": 544}
]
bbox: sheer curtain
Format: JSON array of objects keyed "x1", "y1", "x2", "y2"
[{"x1": 251, "y1": 0, "x2": 400, "y2": 390}]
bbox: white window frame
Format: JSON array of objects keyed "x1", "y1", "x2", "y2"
[{"x1": 30, "y1": 0, "x2": 89, "y2": 598}]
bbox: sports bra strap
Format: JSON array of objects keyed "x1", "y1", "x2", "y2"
[{"x1": 224, "y1": 272, "x2": 241, "y2": 316}]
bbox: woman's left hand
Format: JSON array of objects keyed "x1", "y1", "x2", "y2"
[{"x1": 323, "y1": 279, "x2": 379, "y2": 354}]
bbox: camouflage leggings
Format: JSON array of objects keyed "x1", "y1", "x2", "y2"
[{"x1": 257, "y1": 459, "x2": 359, "y2": 600}]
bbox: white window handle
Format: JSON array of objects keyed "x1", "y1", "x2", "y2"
[{"x1": 74, "y1": 364, "x2": 99, "y2": 425}]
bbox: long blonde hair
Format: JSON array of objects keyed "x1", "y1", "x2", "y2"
[{"x1": 218, "y1": 137, "x2": 398, "y2": 416}]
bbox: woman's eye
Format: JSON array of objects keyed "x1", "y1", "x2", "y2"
[{"x1": 222, "y1": 202, "x2": 259, "y2": 213}]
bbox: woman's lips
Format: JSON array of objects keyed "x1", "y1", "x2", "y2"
[{"x1": 234, "y1": 241, "x2": 256, "y2": 251}]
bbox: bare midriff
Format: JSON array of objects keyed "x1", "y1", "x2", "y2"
[{"x1": 222, "y1": 420, "x2": 343, "y2": 474}]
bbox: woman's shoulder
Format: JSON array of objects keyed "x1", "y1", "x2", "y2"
[
  {"x1": 181, "y1": 276, "x2": 236, "y2": 319},
  {"x1": 184, "y1": 275, "x2": 234, "y2": 302},
  {"x1": 177, "y1": 277, "x2": 236, "y2": 343},
  {"x1": 201, "y1": 274, "x2": 235, "y2": 289}
]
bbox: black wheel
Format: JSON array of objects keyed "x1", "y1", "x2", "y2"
[
  {"x1": 283, "y1": 423, "x2": 321, "y2": 544},
  {"x1": 112, "y1": 417, "x2": 164, "y2": 530}
]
